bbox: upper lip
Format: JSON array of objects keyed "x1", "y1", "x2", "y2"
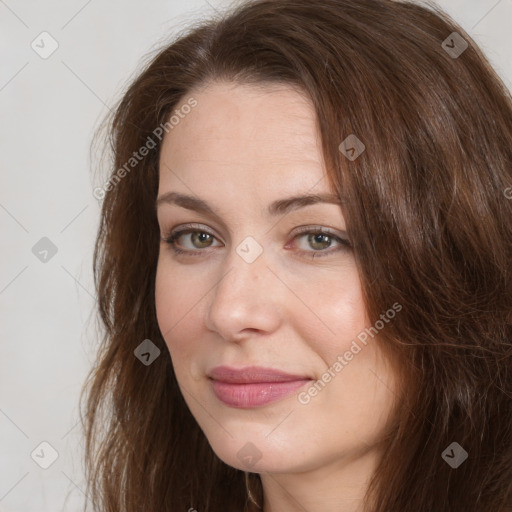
[{"x1": 208, "y1": 365, "x2": 312, "y2": 384}]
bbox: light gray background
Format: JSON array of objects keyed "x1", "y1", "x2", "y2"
[{"x1": 1, "y1": 1, "x2": 511, "y2": 511}]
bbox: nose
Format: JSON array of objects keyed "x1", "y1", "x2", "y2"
[{"x1": 204, "y1": 239, "x2": 283, "y2": 342}]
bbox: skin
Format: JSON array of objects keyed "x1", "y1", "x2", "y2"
[{"x1": 155, "y1": 81, "x2": 401, "y2": 512}]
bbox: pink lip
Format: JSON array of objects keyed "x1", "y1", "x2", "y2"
[{"x1": 208, "y1": 365, "x2": 313, "y2": 408}]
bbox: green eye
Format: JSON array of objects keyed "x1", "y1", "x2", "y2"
[{"x1": 161, "y1": 225, "x2": 351, "y2": 259}]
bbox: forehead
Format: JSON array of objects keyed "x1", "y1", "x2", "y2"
[{"x1": 158, "y1": 81, "x2": 326, "y2": 191}]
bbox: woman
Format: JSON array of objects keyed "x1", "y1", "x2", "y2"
[{"x1": 81, "y1": 0, "x2": 512, "y2": 511}]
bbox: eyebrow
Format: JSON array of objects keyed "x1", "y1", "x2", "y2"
[{"x1": 155, "y1": 191, "x2": 343, "y2": 217}]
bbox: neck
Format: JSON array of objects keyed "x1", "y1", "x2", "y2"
[{"x1": 256, "y1": 447, "x2": 382, "y2": 512}]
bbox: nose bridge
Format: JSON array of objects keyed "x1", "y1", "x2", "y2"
[
  {"x1": 205, "y1": 234, "x2": 281, "y2": 337},
  {"x1": 220, "y1": 233, "x2": 272, "y2": 293}
]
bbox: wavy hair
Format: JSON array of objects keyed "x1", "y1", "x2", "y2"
[{"x1": 80, "y1": 0, "x2": 512, "y2": 510}]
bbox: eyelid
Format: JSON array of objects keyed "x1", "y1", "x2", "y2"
[
  {"x1": 161, "y1": 223, "x2": 221, "y2": 248},
  {"x1": 161, "y1": 222, "x2": 348, "y2": 241},
  {"x1": 161, "y1": 222, "x2": 351, "y2": 258},
  {"x1": 166, "y1": 222, "x2": 216, "y2": 237},
  {"x1": 291, "y1": 224, "x2": 348, "y2": 239}
]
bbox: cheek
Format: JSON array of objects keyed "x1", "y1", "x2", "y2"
[
  {"x1": 155, "y1": 255, "x2": 199, "y2": 327},
  {"x1": 154, "y1": 260, "x2": 206, "y2": 367},
  {"x1": 155, "y1": 262, "x2": 192, "y2": 348},
  {"x1": 154, "y1": 264, "x2": 175, "y2": 337},
  {"x1": 304, "y1": 268, "x2": 368, "y2": 352}
]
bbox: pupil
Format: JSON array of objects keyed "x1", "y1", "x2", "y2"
[
  {"x1": 312, "y1": 233, "x2": 329, "y2": 248},
  {"x1": 197, "y1": 233, "x2": 210, "y2": 246}
]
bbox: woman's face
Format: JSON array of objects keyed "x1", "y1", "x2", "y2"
[{"x1": 155, "y1": 81, "x2": 400, "y2": 478}]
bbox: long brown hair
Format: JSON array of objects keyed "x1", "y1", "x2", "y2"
[{"x1": 80, "y1": 0, "x2": 512, "y2": 510}]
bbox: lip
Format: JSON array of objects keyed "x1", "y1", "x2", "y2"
[
  {"x1": 208, "y1": 365, "x2": 313, "y2": 408},
  {"x1": 208, "y1": 365, "x2": 311, "y2": 383}
]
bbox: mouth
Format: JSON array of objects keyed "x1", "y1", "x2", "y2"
[{"x1": 208, "y1": 365, "x2": 313, "y2": 408}]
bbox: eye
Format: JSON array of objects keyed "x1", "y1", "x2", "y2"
[
  {"x1": 161, "y1": 224, "x2": 351, "y2": 259},
  {"x1": 161, "y1": 224, "x2": 220, "y2": 256},
  {"x1": 289, "y1": 226, "x2": 351, "y2": 259}
]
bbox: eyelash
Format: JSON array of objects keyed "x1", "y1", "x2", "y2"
[{"x1": 160, "y1": 223, "x2": 351, "y2": 259}]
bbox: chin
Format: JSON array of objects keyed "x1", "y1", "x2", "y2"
[{"x1": 205, "y1": 431, "x2": 307, "y2": 474}]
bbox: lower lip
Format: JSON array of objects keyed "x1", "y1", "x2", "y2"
[{"x1": 211, "y1": 379, "x2": 312, "y2": 408}]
